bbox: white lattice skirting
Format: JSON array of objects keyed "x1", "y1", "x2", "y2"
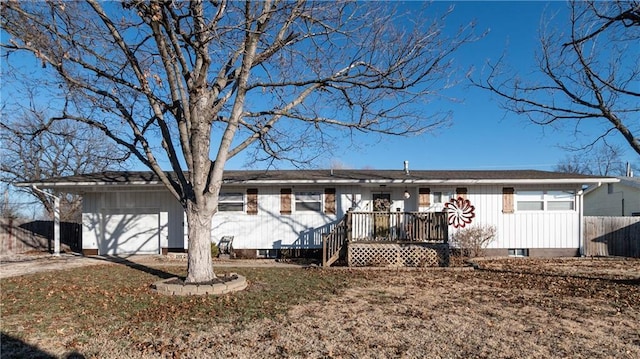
[{"x1": 348, "y1": 242, "x2": 449, "y2": 267}]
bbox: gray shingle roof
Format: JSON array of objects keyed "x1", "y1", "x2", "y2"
[
  {"x1": 21, "y1": 169, "x2": 617, "y2": 188},
  {"x1": 617, "y1": 176, "x2": 640, "y2": 189}
]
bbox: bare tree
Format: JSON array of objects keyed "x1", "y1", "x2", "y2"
[
  {"x1": 0, "y1": 184, "x2": 24, "y2": 219},
  {"x1": 0, "y1": 96, "x2": 127, "y2": 222},
  {"x1": 1, "y1": 1, "x2": 478, "y2": 283},
  {"x1": 554, "y1": 143, "x2": 627, "y2": 175},
  {"x1": 472, "y1": 0, "x2": 640, "y2": 156}
]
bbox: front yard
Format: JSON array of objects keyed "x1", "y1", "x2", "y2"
[{"x1": 1, "y1": 258, "x2": 639, "y2": 358}]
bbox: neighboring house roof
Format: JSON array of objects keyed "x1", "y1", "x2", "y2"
[
  {"x1": 617, "y1": 176, "x2": 640, "y2": 190},
  {"x1": 19, "y1": 169, "x2": 619, "y2": 190},
  {"x1": 583, "y1": 176, "x2": 640, "y2": 196}
]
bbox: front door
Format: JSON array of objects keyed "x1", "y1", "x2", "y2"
[{"x1": 372, "y1": 193, "x2": 391, "y2": 239}]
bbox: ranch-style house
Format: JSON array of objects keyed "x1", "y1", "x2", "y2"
[{"x1": 21, "y1": 167, "x2": 618, "y2": 266}]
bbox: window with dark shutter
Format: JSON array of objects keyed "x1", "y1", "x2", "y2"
[
  {"x1": 419, "y1": 188, "x2": 430, "y2": 207},
  {"x1": 502, "y1": 187, "x2": 514, "y2": 213},
  {"x1": 456, "y1": 187, "x2": 468, "y2": 199},
  {"x1": 325, "y1": 188, "x2": 336, "y2": 214},
  {"x1": 280, "y1": 188, "x2": 292, "y2": 215},
  {"x1": 247, "y1": 188, "x2": 258, "y2": 215}
]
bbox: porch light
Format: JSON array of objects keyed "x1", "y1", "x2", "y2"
[{"x1": 404, "y1": 190, "x2": 411, "y2": 199}]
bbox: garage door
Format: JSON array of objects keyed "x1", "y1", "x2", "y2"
[{"x1": 100, "y1": 213, "x2": 160, "y2": 255}]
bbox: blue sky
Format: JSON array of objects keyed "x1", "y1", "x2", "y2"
[
  {"x1": 2, "y1": 1, "x2": 637, "y2": 175},
  {"x1": 3, "y1": 1, "x2": 637, "y2": 217},
  {"x1": 223, "y1": 0, "x2": 638, "y2": 171}
]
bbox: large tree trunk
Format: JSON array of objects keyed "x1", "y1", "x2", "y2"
[{"x1": 185, "y1": 201, "x2": 215, "y2": 283}]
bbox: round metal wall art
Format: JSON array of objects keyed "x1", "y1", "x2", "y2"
[{"x1": 444, "y1": 197, "x2": 475, "y2": 228}]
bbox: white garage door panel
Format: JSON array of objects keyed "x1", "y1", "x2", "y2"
[{"x1": 102, "y1": 213, "x2": 160, "y2": 255}]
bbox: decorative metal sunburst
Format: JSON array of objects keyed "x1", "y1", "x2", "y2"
[{"x1": 444, "y1": 197, "x2": 475, "y2": 228}]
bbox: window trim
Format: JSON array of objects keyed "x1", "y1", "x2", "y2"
[
  {"x1": 294, "y1": 191, "x2": 323, "y2": 212},
  {"x1": 515, "y1": 190, "x2": 575, "y2": 212},
  {"x1": 432, "y1": 190, "x2": 453, "y2": 205},
  {"x1": 218, "y1": 192, "x2": 245, "y2": 212},
  {"x1": 508, "y1": 248, "x2": 529, "y2": 257}
]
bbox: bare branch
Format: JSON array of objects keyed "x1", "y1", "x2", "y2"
[
  {"x1": 1, "y1": 0, "x2": 479, "y2": 282},
  {"x1": 472, "y1": 0, "x2": 640, "y2": 155}
]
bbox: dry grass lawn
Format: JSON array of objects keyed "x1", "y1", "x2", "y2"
[{"x1": 1, "y1": 257, "x2": 639, "y2": 358}]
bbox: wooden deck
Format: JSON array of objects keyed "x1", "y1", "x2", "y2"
[{"x1": 322, "y1": 211, "x2": 449, "y2": 267}]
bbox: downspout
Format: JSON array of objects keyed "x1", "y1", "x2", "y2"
[
  {"x1": 31, "y1": 185, "x2": 61, "y2": 256},
  {"x1": 577, "y1": 189, "x2": 584, "y2": 257}
]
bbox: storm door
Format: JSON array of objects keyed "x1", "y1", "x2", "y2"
[{"x1": 372, "y1": 193, "x2": 391, "y2": 240}]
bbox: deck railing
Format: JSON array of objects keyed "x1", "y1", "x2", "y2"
[
  {"x1": 322, "y1": 211, "x2": 448, "y2": 267},
  {"x1": 322, "y1": 213, "x2": 350, "y2": 267},
  {"x1": 350, "y1": 211, "x2": 448, "y2": 242}
]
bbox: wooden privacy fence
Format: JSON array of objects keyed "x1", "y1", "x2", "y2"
[
  {"x1": 0, "y1": 218, "x2": 81, "y2": 255},
  {"x1": 584, "y1": 216, "x2": 640, "y2": 258}
]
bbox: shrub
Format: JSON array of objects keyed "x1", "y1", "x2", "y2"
[
  {"x1": 211, "y1": 242, "x2": 219, "y2": 258},
  {"x1": 450, "y1": 224, "x2": 496, "y2": 258}
]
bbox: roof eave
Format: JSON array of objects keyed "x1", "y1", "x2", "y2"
[
  {"x1": 16, "y1": 176, "x2": 619, "y2": 189},
  {"x1": 15, "y1": 181, "x2": 166, "y2": 189},
  {"x1": 224, "y1": 177, "x2": 621, "y2": 185}
]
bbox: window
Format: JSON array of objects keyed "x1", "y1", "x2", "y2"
[
  {"x1": 508, "y1": 248, "x2": 529, "y2": 257},
  {"x1": 433, "y1": 191, "x2": 452, "y2": 204},
  {"x1": 516, "y1": 191, "x2": 544, "y2": 211},
  {"x1": 218, "y1": 192, "x2": 244, "y2": 212},
  {"x1": 516, "y1": 190, "x2": 574, "y2": 211},
  {"x1": 295, "y1": 191, "x2": 322, "y2": 212},
  {"x1": 546, "y1": 191, "x2": 574, "y2": 210},
  {"x1": 257, "y1": 249, "x2": 278, "y2": 258}
]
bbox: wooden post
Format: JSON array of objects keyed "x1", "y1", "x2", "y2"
[
  {"x1": 346, "y1": 211, "x2": 352, "y2": 266},
  {"x1": 322, "y1": 233, "x2": 327, "y2": 267},
  {"x1": 442, "y1": 211, "x2": 448, "y2": 243},
  {"x1": 346, "y1": 211, "x2": 353, "y2": 242}
]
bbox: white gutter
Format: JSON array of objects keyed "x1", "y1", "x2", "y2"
[
  {"x1": 18, "y1": 176, "x2": 620, "y2": 188},
  {"x1": 16, "y1": 181, "x2": 165, "y2": 187},
  {"x1": 220, "y1": 178, "x2": 620, "y2": 186},
  {"x1": 31, "y1": 185, "x2": 60, "y2": 257}
]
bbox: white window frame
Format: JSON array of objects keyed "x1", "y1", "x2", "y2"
[
  {"x1": 516, "y1": 190, "x2": 575, "y2": 211},
  {"x1": 218, "y1": 192, "x2": 245, "y2": 212},
  {"x1": 257, "y1": 249, "x2": 278, "y2": 258},
  {"x1": 432, "y1": 190, "x2": 453, "y2": 204},
  {"x1": 508, "y1": 248, "x2": 529, "y2": 257},
  {"x1": 294, "y1": 191, "x2": 323, "y2": 212}
]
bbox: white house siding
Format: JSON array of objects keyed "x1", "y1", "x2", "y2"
[
  {"x1": 81, "y1": 190, "x2": 183, "y2": 254},
  {"x1": 354, "y1": 187, "x2": 416, "y2": 212},
  {"x1": 78, "y1": 182, "x2": 583, "y2": 255},
  {"x1": 208, "y1": 184, "x2": 583, "y2": 252},
  {"x1": 428, "y1": 184, "x2": 581, "y2": 250},
  {"x1": 210, "y1": 185, "x2": 367, "y2": 250}
]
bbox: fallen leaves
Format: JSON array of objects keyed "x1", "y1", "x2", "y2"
[{"x1": 2, "y1": 259, "x2": 639, "y2": 358}]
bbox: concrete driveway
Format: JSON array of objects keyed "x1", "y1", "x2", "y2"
[
  {"x1": 0, "y1": 253, "x2": 107, "y2": 279},
  {"x1": 0, "y1": 253, "x2": 310, "y2": 279}
]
